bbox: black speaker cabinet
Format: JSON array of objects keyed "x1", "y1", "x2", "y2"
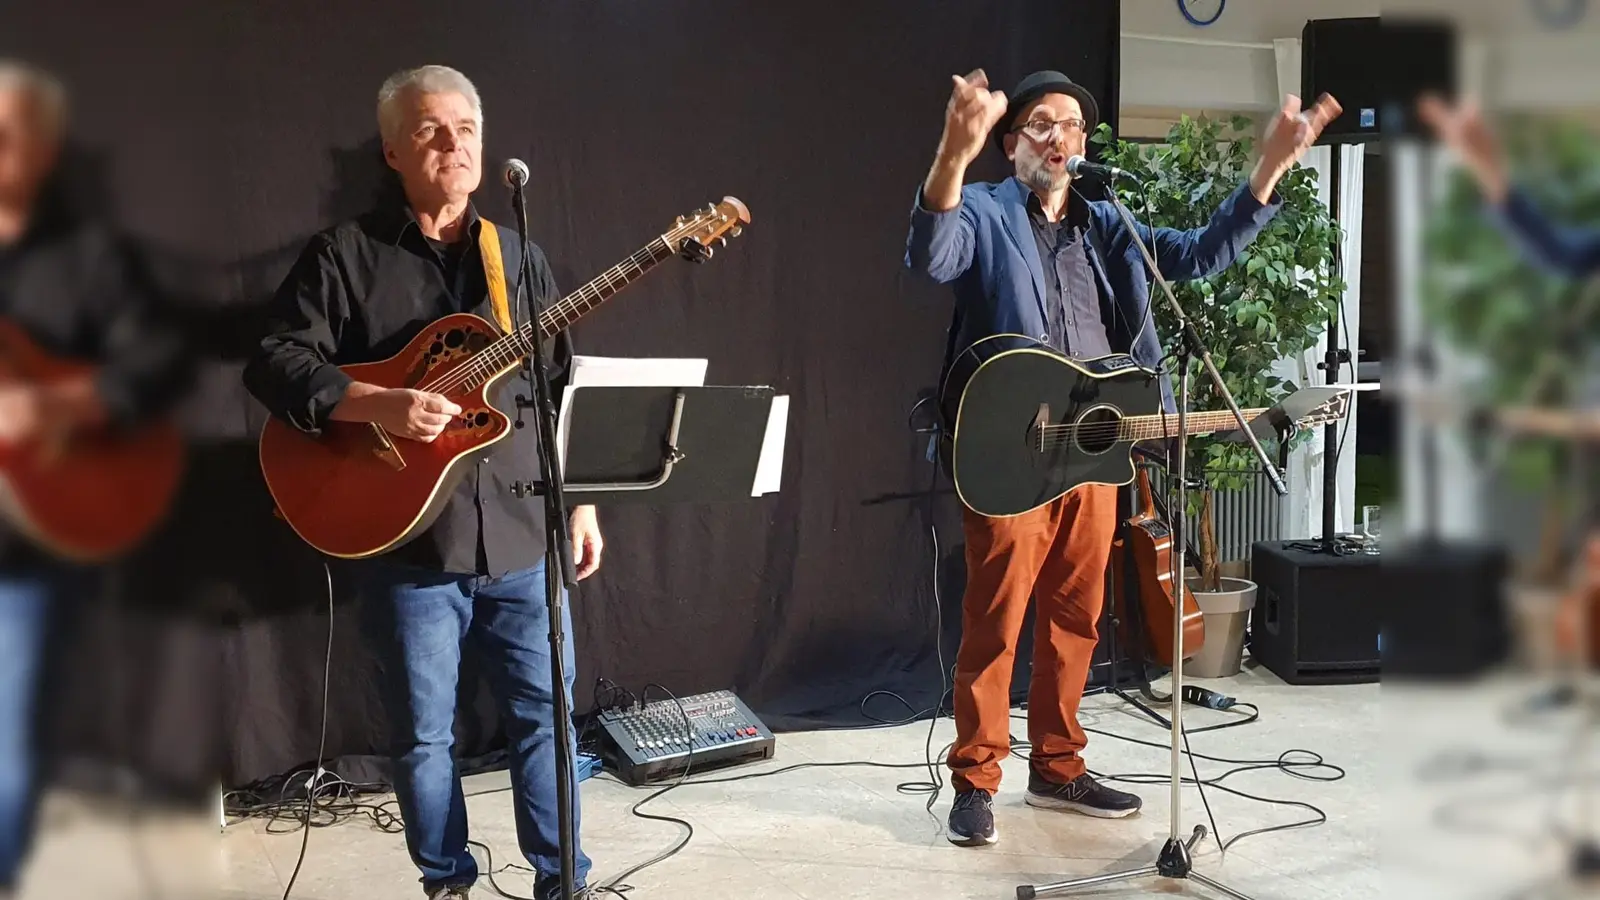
[
  {"x1": 1301, "y1": 16, "x2": 1455, "y2": 143},
  {"x1": 1248, "y1": 541, "x2": 1382, "y2": 685},
  {"x1": 1382, "y1": 541, "x2": 1509, "y2": 678}
]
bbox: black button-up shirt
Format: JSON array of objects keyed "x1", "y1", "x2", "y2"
[
  {"x1": 1026, "y1": 192, "x2": 1113, "y2": 360},
  {"x1": 0, "y1": 192, "x2": 192, "y2": 568},
  {"x1": 242, "y1": 198, "x2": 571, "y2": 577}
]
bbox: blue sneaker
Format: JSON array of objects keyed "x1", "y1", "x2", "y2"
[
  {"x1": 1025, "y1": 771, "x2": 1142, "y2": 818},
  {"x1": 947, "y1": 788, "x2": 998, "y2": 846}
]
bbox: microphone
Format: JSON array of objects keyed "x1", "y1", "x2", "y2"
[
  {"x1": 1066, "y1": 155, "x2": 1133, "y2": 182},
  {"x1": 504, "y1": 158, "x2": 530, "y2": 188}
]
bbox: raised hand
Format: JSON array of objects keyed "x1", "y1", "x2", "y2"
[
  {"x1": 938, "y1": 69, "x2": 1010, "y2": 168},
  {"x1": 1250, "y1": 92, "x2": 1343, "y2": 203},
  {"x1": 1417, "y1": 94, "x2": 1509, "y2": 204}
]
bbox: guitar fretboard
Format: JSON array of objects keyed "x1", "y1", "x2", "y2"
[
  {"x1": 424, "y1": 237, "x2": 676, "y2": 394},
  {"x1": 1117, "y1": 409, "x2": 1268, "y2": 441},
  {"x1": 1039, "y1": 408, "x2": 1270, "y2": 445}
]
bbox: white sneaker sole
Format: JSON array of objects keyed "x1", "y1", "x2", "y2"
[
  {"x1": 1025, "y1": 791, "x2": 1142, "y2": 819},
  {"x1": 946, "y1": 824, "x2": 999, "y2": 846}
]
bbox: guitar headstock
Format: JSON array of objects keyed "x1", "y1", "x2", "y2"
[
  {"x1": 1296, "y1": 390, "x2": 1353, "y2": 430},
  {"x1": 667, "y1": 197, "x2": 751, "y2": 263}
]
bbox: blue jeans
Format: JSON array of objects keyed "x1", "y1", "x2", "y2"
[
  {"x1": 0, "y1": 573, "x2": 54, "y2": 891},
  {"x1": 358, "y1": 560, "x2": 590, "y2": 896}
]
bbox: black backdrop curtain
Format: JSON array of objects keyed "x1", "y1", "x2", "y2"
[{"x1": 0, "y1": 0, "x2": 1120, "y2": 790}]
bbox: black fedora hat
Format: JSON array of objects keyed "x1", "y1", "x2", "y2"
[{"x1": 992, "y1": 70, "x2": 1100, "y2": 150}]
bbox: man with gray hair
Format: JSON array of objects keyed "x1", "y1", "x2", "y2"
[
  {"x1": 245, "y1": 65, "x2": 602, "y2": 900},
  {"x1": 0, "y1": 59, "x2": 190, "y2": 896}
]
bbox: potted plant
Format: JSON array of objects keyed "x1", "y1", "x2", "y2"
[
  {"x1": 1423, "y1": 114, "x2": 1600, "y2": 665},
  {"x1": 1092, "y1": 115, "x2": 1344, "y2": 674}
]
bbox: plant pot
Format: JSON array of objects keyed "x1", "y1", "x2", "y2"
[{"x1": 1184, "y1": 576, "x2": 1257, "y2": 678}]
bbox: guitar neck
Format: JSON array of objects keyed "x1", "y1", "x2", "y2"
[
  {"x1": 1119, "y1": 408, "x2": 1269, "y2": 442},
  {"x1": 464, "y1": 236, "x2": 676, "y2": 387},
  {"x1": 528, "y1": 237, "x2": 678, "y2": 342}
]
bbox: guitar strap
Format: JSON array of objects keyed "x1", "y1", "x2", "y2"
[{"x1": 476, "y1": 219, "x2": 515, "y2": 335}]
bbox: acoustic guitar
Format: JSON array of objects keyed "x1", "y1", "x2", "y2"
[
  {"x1": 1110, "y1": 465, "x2": 1204, "y2": 667},
  {"x1": 0, "y1": 319, "x2": 186, "y2": 561},
  {"x1": 938, "y1": 334, "x2": 1350, "y2": 517},
  {"x1": 258, "y1": 197, "x2": 750, "y2": 560}
]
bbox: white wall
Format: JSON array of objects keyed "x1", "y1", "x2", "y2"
[{"x1": 1119, "y1": 0, "x2": 1380, "y2": 113}]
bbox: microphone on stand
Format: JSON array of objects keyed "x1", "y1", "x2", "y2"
[
  {"x1": 504, "y1": 158, "x2": 530, "y2": 188},
  {"x1": 498, "y1": 152, "x2": 581, "y2": 895},
  {"x1": 1066, "y1": 155, "x2": 1135, "y2": 182}
]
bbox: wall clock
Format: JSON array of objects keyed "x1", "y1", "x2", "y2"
[{"x1": 1177, "y1": 0, "x2": 1226, "y2": 27}]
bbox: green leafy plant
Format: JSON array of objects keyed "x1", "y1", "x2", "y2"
[
  {"x1": 1423, "y1": 115, "x2": 1600, "y2": 585},
  {"x1": 1092, "y1": 115, "x2": 1344, "y2": 590}
]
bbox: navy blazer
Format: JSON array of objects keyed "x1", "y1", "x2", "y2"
[
  {"x1": 905, "y1": 176, "x2": 1282, "y2": 411},
  {"x1": 1494, "y1": 187, "x2": 1600, "y2": 279}
]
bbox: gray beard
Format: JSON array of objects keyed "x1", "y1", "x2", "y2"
[{"x1": 1020, "y1": 158, "x2": 1066, "y2": 193}]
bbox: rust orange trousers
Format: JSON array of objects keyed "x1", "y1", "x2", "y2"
[{"x1": 947, "y1": 484, "x2": 1118, "y2": 793}]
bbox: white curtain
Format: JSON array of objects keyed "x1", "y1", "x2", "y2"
[
  {"x1": 1392, "y1": 143, "x2": 1485, "y2": 541},
  {"x1": 1270, "y1": 39, "x2": 1364, "y2": 540}
]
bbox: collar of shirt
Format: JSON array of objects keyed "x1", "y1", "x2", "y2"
[
  {"x1": 2, "y1": 181, "x2": 79, "y2": 253},
  {"x1": 371, "y1": 195, "x2": 487, "y2": 249},
  {"x1": 1022, "y1": 182, "x2": 1092, "y2": 230}
]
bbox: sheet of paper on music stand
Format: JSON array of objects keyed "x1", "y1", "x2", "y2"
[
  {"x1": 556, "y1": 356, "x2": 708, "y2": 470},
  {"x1": 751, "y1": 395, "x2": 789, "y2": 496}
]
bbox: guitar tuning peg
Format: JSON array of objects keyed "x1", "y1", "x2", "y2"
[
  {"x1": 675, "y1": 216, "x2": 686, "y2": 225},
  {"x1": 730, "y1": 226, "x2": 743, "y2": 237},
  {"x1": 716, "y1": 236, "x2": 727, "y2": 247}
]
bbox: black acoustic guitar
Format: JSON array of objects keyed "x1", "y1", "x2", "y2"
[{"x1": 938, "y1": 335, "x2": 1348, "y2": 518}]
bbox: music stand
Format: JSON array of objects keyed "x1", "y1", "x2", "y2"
[
  {"x1": 544, "y1": 384, "x2": 783, "y2": 503},
  {"x1": 512, "y1": 381, "x2": 785, "y2": 900}
]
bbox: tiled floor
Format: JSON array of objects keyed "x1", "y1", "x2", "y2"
[{"x1": 205, "y1": 662, "x2": 1380, "y2": 900}]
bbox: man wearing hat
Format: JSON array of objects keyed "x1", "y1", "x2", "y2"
[{"x1": 905, "y1": 68, "x2": 1339, "y2": 846}]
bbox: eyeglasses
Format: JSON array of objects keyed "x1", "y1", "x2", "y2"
[{"x1": 1013, "y1": 118, "x2": 1087, "y2": 141}]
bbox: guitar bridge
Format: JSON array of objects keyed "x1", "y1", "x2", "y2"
[
  {"x1": 368, "y1": 423, "x2": 407, "y2": 471},
  {"x1": 1033, "y1": 403, "x2": 1051, "y2": 453}
]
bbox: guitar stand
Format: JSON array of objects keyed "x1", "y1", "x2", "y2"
[{"x1": 1085, "y1": 480, "x2": 1171, "y2": 731}]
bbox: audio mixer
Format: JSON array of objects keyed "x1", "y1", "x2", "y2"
[{"x1": 595, "y1": 690, "x2": 775, "y2": 785}]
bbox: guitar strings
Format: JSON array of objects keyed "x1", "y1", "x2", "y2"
[
  {"x1": 1035, "y1": 413, "x2": 1250, "y2": 434},
  {"x1": 1033, "y1": 415, "x2": 1249, "y2": 448},
  {"x1": 419, "y1": 238, "x2": 674, "y2": 395},
  {"x1": 421, "y1": 208, "x2": 724, "y2": 397}
]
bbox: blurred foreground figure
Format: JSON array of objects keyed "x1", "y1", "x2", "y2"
[
  {"x1": 1420, "y1": 95, "x2": 1600, "y2": 279},
  {"x1": 0, "y1": 60, "x2": 187, "y2": 896},
  {"x1": 1422, "y1": 95, "x2": 1600, "y2": 664}
]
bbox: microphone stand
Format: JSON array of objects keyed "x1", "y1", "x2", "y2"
[
  {"x1": 507, "y1": 172, "x2": 581, "y2": 900},
  {"x1": 1018, "y1": 178, "x2": 1286, "y2": 900}
]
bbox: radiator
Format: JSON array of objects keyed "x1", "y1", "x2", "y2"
[{"x1": 1148, "y1": 469, "x2": 1286, "y2": 564}]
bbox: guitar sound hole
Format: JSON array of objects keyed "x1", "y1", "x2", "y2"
[
  {"x1": 444, "y1": 329, "x2": 466, "y2": 348},
  {"x1": 474, "y1": 412, "x2": 490, "y2": 427},
  {"x1": 1073, "y1": 406, "x2": 1121, "y2": 455}
]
